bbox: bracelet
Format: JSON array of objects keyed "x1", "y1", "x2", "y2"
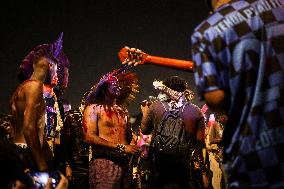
[{"x1": 116, "y1": 144, "x2": 126, "y2": 155}]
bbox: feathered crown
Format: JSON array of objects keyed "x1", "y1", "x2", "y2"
[
  {"x1": 17, "y1": 32, "x2": 70, "y2": 89},
  {"x1": 86, "y1": 65, "x2": 139, "y2": 107}
]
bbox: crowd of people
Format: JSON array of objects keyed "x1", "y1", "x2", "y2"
[{"x1": 0, "y1": 0, "x2": 284, "y2": 189}]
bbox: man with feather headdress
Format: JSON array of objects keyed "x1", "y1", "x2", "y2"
[
  {"x1": 83, "y1": 65, "x2": 140, "y2": 189},
  {"x1": 10, "y1": 33, "x2": 69, "y2": 172}
]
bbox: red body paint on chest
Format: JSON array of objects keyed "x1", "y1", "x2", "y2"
[{"x1": 106, "y1": 111, "x2": 115, "y2": 118}]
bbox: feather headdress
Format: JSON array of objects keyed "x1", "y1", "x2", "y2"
[
  {"x1": 86, "y1": 65, "x2": 139, "y2": 107},
  {"x1": 17, "y1": 32, "x2": 70, "y2": 89}
]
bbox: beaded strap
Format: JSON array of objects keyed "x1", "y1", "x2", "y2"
[{"x1": 116, "y1": 144, "x2": 126, "y2": 155}]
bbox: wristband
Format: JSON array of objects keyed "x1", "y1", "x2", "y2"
[{"x1": 116, "y1": 144, "x2": 126, "y2": 155}]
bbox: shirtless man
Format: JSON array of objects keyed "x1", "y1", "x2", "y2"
[
  {"x1": 10, "y1": 34, "x2": 67, "y2": 172},
  {"x1": 11, "y1": 56, "x2": 57, "y2": 171},
  {"x1": 83, "y1": 66, "x2": 140, "y2": 189}
]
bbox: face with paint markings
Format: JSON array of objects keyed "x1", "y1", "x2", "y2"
[{"x1": 106, "y1": 76, "x2": 121, "y2": 97}]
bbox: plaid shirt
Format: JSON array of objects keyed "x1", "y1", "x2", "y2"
[{"x1": 192, "y1": 0, "x2": 284, "y2": 188}]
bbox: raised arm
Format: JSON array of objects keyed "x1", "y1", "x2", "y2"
[
  {"x1": 23, "y1": 81, "x2": 48, "y2": 171},
  {"x1": 140, "y1": 102, "x2": 155, "y2": 135},
  {"x1": 208, "y1": 121, "x2": 222, "y2": 145},
  {"x1": 195, "y1": 116, "x2": 206, "y2": 161}
]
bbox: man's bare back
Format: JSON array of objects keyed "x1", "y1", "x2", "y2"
[
  {"x1": 11, "y1": 80, "x2": 46, "y2": 144},
  {"x1": 10, "y1": 79, "x2": 48, "y2": 170}
]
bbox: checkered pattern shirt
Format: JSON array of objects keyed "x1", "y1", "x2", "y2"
[{"x1": 192, "y1": 0, "x2": 284, "y2": 188}]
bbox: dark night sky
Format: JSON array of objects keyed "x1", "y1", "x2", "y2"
[{"x1": 0, "y1": 0, "x2": 209, "y2": 116}]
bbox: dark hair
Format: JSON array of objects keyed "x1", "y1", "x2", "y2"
[
  {"x1": 86, "y1": 82, "x2": 108, "y2": 106},
  {"x1": 163, "y1": 76, "x2": 189, "y2": 92},
  {"x1": 86, "y1": 66, "x2": 139, "y2": 107},
  {"x1": 17, "y1": 33, "x2": 70, "y2": 91},
  {"x1": 17, "y1": 44, "x2": 51, "y2": 83}
]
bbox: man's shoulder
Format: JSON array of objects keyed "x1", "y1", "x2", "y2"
[
  {"x1": 150, "y1": 100, "x2": 166, "y2": 110},
  {"x1": 23, "y1": 79, "x2": 42, "y2": 85},
  {"x1": 21, "y1": 79, "x2": 43, "y2": 90},
  {"x1": 192, "y1": 0, "x2": 250, "y2": 38},
  {"x1": 192, "y1": 17, "x2": 212, "y2": 36},
  {"x1": 184, "y1": 103, "x2": 202, "y2": 114},
  {"x1": 193, "y1": 0, "x2": 283, "y2": 38},
  {"x1": 12, "y1": 80, "x2": 42, "y2": 100}
]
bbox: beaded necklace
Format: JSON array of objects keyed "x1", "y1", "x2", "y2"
[{"x1": 43, "y1": 87, "x2": 63, "y2": 154}]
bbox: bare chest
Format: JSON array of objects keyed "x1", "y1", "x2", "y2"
[{"x1": 99, "y1": 109, "x2": 127, "y2": 128}]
